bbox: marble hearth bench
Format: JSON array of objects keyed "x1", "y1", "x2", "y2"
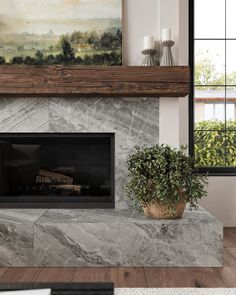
[{"x1": 0, "y1": 207, "x2": 223, "y2": 267}]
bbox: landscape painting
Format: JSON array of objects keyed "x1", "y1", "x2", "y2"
[{"x1": 0, "y1": 0, "x2": 122, "y2": 66}]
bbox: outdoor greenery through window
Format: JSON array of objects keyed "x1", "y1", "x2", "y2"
[{"x1": 193, "y1": 0, "x2": 236, "y2": 169}]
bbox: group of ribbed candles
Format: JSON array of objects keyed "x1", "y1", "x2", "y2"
[{"x1": 143, "y1": 28, "x2": 173, "y2": 50}]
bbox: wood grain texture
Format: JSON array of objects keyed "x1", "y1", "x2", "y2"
[
  {"x1": 1, "y1": 228, "x2": 235, "y2": 288},
  {"x1": 117, "y1": 268, "x2": 147, "y2": 288},
  {"x1": 0, "y1": 66, "x2": 190, "y2": 97},
  {"x1": 0, "y1": 269, "x2": 7, "y2": 279},
  {"x1": 224, "y1": 227, "x2": 236, "y2": 248},
  {"x1": 0, "y1": 268, "x2": 40, "y2": 283},
  {"x1": 35, "y1": 268, "x2": 76, "y2": 283},
  {"x1": 74, "y1": 268, "x2": 118, "y2": 286}
]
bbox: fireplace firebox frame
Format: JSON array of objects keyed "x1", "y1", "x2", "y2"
[{"x1": 0, "y1": 133, "x2": 115, "y2": 209}]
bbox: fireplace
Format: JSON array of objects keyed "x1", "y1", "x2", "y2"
[{"x1": 0, "y1": 133, "x2": 115, "y2": 208}]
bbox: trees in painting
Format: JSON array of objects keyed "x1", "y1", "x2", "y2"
[{"x1": 0, "y1": 29, "x2": 122, "y2": 66}]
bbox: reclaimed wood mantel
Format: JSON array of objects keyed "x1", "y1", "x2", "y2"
[{"x1": 0, "y1": 66, "x2": 190, "y2": 97}]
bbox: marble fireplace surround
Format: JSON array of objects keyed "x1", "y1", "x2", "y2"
[
  {"x1": 0, "y1": 96, "x2": 159, "y2": 208},
  {"x1": 0, "y1": 97, "x2": 224, "y2": 267}
]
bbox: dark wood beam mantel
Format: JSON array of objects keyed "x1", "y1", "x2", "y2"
[{"x1": 0, "y1": 66, "x2": 190, "y2": 97}]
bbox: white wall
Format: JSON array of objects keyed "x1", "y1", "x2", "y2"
[
  {"x1": 123, "y1": 0, "x2": 182, "y2": 148},
  {"x1": 123, "y1": 0, "x2": 160, "y2": 66},
  {"x1": 201, "y1": 178, "x2": 236, "y2": 226},
  {"x1": 159, "y1": 0, "x2": 181, "y2": 148},
  {"x1": 159, "y1": 0, "x2": 188, "y2": 149},
  {"x1": 124, "y1": 0, "x2": 236, "y2": 226}
]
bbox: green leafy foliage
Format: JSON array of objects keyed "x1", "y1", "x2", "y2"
[
  {"x1": 7, "y1": 29, "x2": 122, "y2": 66},
  {"x1": 195, "y1": 54, "x2": 224, "y2": 86},
  {"x1": 195, "y1": 120, "x2": 236, "y2": 167},
  {"x1": 0, "y1": 56, "x2": 5, "y2": 65},
  {"x1": 11, "y1": 56, "x2": 24, "y2": 64},
  {"x1": 195, "y1": 50, "x2": 236, "y2": 88},
  {"x1": 9, "y1": 49, "x2": 121, "y2": 66},
  {"x1": 59, "y1": 37, "x2": 75, "y2": 63},
  {"x1": 126, "y1": 145, "x2": 207, "y2": 211}
]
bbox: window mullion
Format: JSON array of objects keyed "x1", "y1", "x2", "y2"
[{"x1": 191, "y1": 0, "x2": 236, "y2": 174}]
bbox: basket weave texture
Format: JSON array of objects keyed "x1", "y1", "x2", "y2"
[{"x1": 143, "y1": 200, "x2": 186, "y2": 219}]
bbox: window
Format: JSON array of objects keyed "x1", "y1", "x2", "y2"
[
  {"x1": 202, "y1": 104, "x2": 235, "y2": 121},
  {"x1": 190, "y1": 0, "x2": 236, "y2": 174}
]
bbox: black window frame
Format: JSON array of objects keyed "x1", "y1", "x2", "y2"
[{"x1": 189, "y1": 0, "x2": 236, "y2": 176}]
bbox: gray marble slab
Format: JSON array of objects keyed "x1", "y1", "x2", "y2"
[
  {"x1": 35, "y1": 207, "x2": 218, "y2": 224},
  {"x1": 0, "y1": 96, "x2": 222, "y2": 267},
  {"x1": 0, "y1": 208, "x2": 223, "y2": 267},
  {"x1": 115, "y1": 153, "x2": 130, "y2": 208},
  {"x1": 0, "y1": 96, "x2": 159, "y2": 209},
  {"x1": 33, "y1": 207, "x2": 223, "y2": 267},
  {"x1": 0, "y1": 223, "x2": 34, "y2": 266},
  {"x1": 0, "y1": 98, "x2": 49, "y2": 132},
  {"x1": 0, "y1": 209, "x2": 46, "y2": 266},
  {"x1": 34, "y1": 221, "x2": 222, "y2": 267},
  {"x1": 49, "y1": 97, "x2": 159, "y2": 154},
  {"x1": 0, "y1": 209, "x2": 47, "y2": 224}
]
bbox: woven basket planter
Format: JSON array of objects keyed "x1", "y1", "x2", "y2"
[{"x1": 143, "y1": 200, "x2": 186, "y2": 219}]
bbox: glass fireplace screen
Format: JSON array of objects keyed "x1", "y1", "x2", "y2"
[{"x1": 0, "y1": 133, "x2": 114, "y2": 208}]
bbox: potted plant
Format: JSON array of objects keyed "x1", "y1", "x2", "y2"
[{"x1": 125, "y1": 144, "x2": 207, "y2": 219}]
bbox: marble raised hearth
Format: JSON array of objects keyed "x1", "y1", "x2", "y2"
[{"x1": 0, "y1": 207, "x2": 223, "y2": 267}]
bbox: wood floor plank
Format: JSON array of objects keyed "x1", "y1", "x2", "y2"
[
  {"x1": 0, "y1": 269, "x2": 8, "y2": 279},
  {"x1": 118, "y1": 268, "x2": 147, "y2": 288},
  {"x1": 144, "y1": 268, "x2": 193, "y2": 288},
  {"x1": 222, "y1": 248, "x2": 236, "y2": 269},
  {"x1": 227, "y1": 228, "x2": 236, "y2": 235},
  {"x1": 35, "y1": 268, "x2": 76, "y2": 282},
  {"x1": 213, "y1": 267, "x2": 236, "y2": 288},
  {"x1": 0, "y1": 268, "x2": 40, "y2": 283},
  {"x1": 224, "y1": 228, "x2": 236, "y2": 248},
  {"x1": 73, "y1": 268, "x2": 118, "y2": 286},
  {"x1": 180, "y1": 268, "x2": 224, "y2": 288},
  {"x1": 145, "y1": 267, "x2": 225, "y2": 288},
  {"x1": 227, "y1": 247, "x2": 236, "y2": 259},
  {"x1": 213, "y1": 249, "x2": 236, "y2": 287}
]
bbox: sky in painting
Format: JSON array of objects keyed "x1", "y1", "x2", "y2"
[{"x1": 0, "y1": 0, "x2": 121, "y2": 35}]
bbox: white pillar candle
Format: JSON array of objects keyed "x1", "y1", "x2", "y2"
[
  {"x1": 162, "y1": 28, "x2": 173, "y2": 41},
  {"x1": 143, "y1": 36, "x2": 155, "y2": 50}
]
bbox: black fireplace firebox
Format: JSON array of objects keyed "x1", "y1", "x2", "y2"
[{"x1": 0, "y1": 133, "x2": 115, "y2": 208}]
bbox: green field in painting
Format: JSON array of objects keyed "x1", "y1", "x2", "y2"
[
  {"x1": 0, "y1": 34, "x2": 60, "y2": 62},
  {"x1": 0, "y1": 19, "x2": 122, "y2": 65},
  {"x1": 0, "y1": 34, "x2": 120, "y2": 62}
]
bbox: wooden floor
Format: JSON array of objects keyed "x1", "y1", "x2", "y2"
[{"x1": 0, "y1": 228, "x2": 235, "y2": 288}]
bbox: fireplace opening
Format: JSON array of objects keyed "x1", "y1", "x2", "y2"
[{"x1": 0, "y1": 133, "x2": 115, "y2": 208}]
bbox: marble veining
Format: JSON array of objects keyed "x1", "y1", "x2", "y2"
[
  {"x1": 0, "y1": 208, "x2": 223, "y2": 267},
  {"x1": 0, "y1": 209, "x2": 47, "y2": 224},
  {"x1": 33, "y1": 207, "x2": 222, "y2": 267},
  {"x1": 34, "y1": 220, "x2": 222, "y2": 267},
  {"x1": 0, "y1": 96, "x2": 159, "y2": 208},
  {"x1": 35, "y1": 207, "x2": 218, "y2": 224},
  {"x1": 115, "y1": 154, "x2": 130, "y2": 208},
  {"x1": 0, "y1": 96, "x2": 223, "y2": 267},
  {"x1": 0, "y1": 98, "x2": 49, "y2": 132},
  {"x1": 0, "y1": 223, "x2": 34, "y2": 266},
  {"x1": 49, "y1": 97, "x2": 159, "y2": 154}
]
